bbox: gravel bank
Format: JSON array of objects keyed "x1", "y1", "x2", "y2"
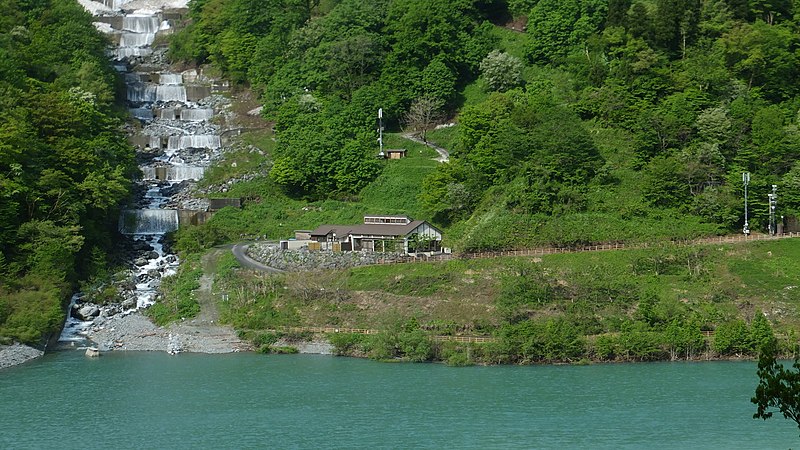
[
  {"x1": 85, "y1": 312, "x2": 250, "y2": 354},
  {"x1": 0, "y1": 344, "x2": 44, "y2": 370}
]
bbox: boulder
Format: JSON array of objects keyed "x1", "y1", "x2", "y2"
[
  {"x1": 76, "y1": 305, "x2": 100, "y2": 321},
  {"x1": 122, "y1": 298, "x2": 137, "y2": 310},
  {"x1": 85, "y1": 347, "x2": 100, "y2": 357}
]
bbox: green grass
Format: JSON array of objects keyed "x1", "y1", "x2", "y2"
[
  {"x1": 489, "y1": 25, "x2": 530, "y2": 60},
  {"x1": 425, "y1": 125, "x2": 458, "y2": 152},
  {"x1": 204, "y1": 238, "x2": 800, "y2": 363},
  {"x1": 149, "y1": 253, "x2": 202, "y2": 325},
  {"x1": 199, "y1": 129, "x2": 275, "y2": 188}
]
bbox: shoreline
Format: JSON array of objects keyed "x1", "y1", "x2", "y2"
[
  {"x1": 80, "y1": 312, "x2": 251, "y2": 354},
  {"x1": 0, "y1": 344, "x2": 44, "y2": 371}
]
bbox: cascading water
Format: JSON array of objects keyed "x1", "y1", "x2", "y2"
[
  {"x1": 130, "y1": 107, "x2": 154, "y2": 121},
  {"x1": 123, "y1": 15, "x2": 160, "y2": 33},
  {"x1": 141, "y1": 166, "x2": 206, "y2": 181},
  {"x1": 62, "y1": 3, "x2": 223, "y2": 330},
  {"x1": 128, "y1": 83, "x2": 157, "y2": 103},
  {"x1": 159, "y1": 73, "x2": 183, "y2": 85},
  {"x1": 58, "y1": 294, "x2": 93, "y2": 344},
  {"x1": 156, "y1": 85, "x2": 187, "y2": 102},
  {"x1": 180, "y1": 108, "x2": 214, "y2": 122},
  {"x1": 119, "y1": 32, "x2": 155, "y2": 47},
  {"x1": 119, "y1": 209, "x2": 180, "y2": 235},
  {"x1": 167, "y1": 135, "x2": 221, "y2": 151}
]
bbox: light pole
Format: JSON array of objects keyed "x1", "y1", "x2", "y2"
[
  {"x1": 769, "y1": 185, "x2": 778, "y2": 235},
  {"x1": 377, "y1": 108, "x2": 385, "y2": 158},
  {"x1": 743, "y1": 172, "x2": 750, "y2": 235}
]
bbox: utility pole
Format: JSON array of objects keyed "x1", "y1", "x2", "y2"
[
  {"x1": 377, "y1": 108, "x2": 385, "y2": 158},
  {"x1": 743, "y1": 172, "x2": 750, "y2": 235},
  {"x1": 768, "y1": 185, "x2": 778, "y2": 236}
]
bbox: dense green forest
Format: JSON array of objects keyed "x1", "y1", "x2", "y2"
[
  {"x1": 0, "y1": 0, "x2": 136, "y2": 344},
  {"x1": 172, "y1": 0, "x2": 800, "y2": 253}
]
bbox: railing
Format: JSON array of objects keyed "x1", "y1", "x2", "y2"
[
  {"x1": 271, "y1": 326, "x2": 496, "y2": 343},
  {"x1": 364, "y1": 232, "x2": 800, "y2": 266}
]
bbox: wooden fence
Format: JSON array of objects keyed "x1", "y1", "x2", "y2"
[
  {"x1": 364, "y1": 232, "x2": 800, "y2": 267},
  {"x1": 272, "y1": 326, "x2": 496, "y2": 343}
]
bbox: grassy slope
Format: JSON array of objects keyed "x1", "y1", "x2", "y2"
[{"x1": 212, "y1": 238, "x2": 800, "y2": 340}]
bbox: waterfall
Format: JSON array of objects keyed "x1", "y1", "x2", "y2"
[
  {"x1": 167, "y1": 135, "x2": 221, "y2": 150},
  {"x1": 119, "y1": 32, "x2": 156, "y2": 48},
  {"x1": 127, "y1": 83, "x2": 157, "y2": 103},
  {"x1": 156, "y1": 85, "x2": 187, "y2": 102},
  {"x1": 123, "y1": 15, "x2": 160, "y2": 33},
  {"x1": 99, "y1": 0, "x2": 134, "y2": 9},
  {"x1": 168, "y1": 166, "x2": 205, "y2": 181},
  {"x1": 113, "y1": 47, "x2": 152, "y2": 60},
  {"x1": 141, "y1": 166, "x2": 205, "y2": 181},
  {"x1": 119, "y1": 209, "x2": 180, "y2": 235},
  {"x1": 180, "y1": 109, "x2": 214, "y2": 121},
  {"x1": 159, "y1": 73, "x2": 183, "y2": 85},
  {"x1": 78, "y1": 1, "x2": 222, "y2": 319},
  {"x1": 158, "y1": 108, "x2": 177, "y2": 120},
  {"x1": 58, "y1": 293, "x2": 92, "y2": 343}
]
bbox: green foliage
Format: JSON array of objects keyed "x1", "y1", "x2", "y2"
[
  {"x1": 366, "y1": 327, "x2": 433, "y2": 362},
  {"x1": 752, "y1": 340, "x2": 800, "y2": 433},
  {"x1": 148, "y1": 254, "x2": 203, "y2": 325},
  {"x1": 328, "y1": 332, "x2": 366, "y2": 355},
  {"x1": 0, "y1": 0, "x2": 135, "y2": 343},
  {"x1": 480, "y1": 50, "x2": 523, "y2": 92}
]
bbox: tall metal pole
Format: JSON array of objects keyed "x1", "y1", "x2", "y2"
[
  {"x1": 743, "y1": 172, "x2": 750, "y2": 235},
  {"x1": 769, "y1": 185, "x2": 778, "y2": 235},
  {"x1": 377, "y1": 108, "x2": 384, "y2": 158}
]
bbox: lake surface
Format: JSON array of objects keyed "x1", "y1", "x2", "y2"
[{"x1": 1, "y1": 351, "x2": 796, "y2": 449}]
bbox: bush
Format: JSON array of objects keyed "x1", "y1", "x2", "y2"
[{"x1": 328, "y1": 332, "x2": 365, "y2": 356}]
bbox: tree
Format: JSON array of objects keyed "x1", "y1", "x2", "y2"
[
  {"x1": 752, "y1": 340, "x2": 800, "y2": 433},
  {"x1": 403, "y1": 95, "x2": 442, "y2": 142},
  {"x1": 479, "y1": 50, "x2": 524, "y2": 92}
]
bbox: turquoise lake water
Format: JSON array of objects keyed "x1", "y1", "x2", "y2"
[{"x1": 1, "y1": 351, "x2": 797, "y2": 449}]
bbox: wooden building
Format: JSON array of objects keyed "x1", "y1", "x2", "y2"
[{"x1": 309, "y1": 215, "x2": 443, "y2": 254}]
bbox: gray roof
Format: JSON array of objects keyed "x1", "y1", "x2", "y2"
[{"x1": 310, "y1": 220, "x2": 437, "y2": 238}]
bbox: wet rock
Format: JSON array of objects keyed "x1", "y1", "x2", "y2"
[
  {"x1": 76, "y1": 305, "x2": 101, "y2": 321},
  {"x1": 135, "y1": 257, "x2": 149, "y2": 267}
]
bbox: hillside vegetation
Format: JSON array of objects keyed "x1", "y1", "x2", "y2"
[
  {"x1": 161, "y1": 0, "x2": 800, "y2": 361},
  {"x1": 170, "y1": 0, "x2": 800, "y2": 251},
  {"x1": 211, "y1": 238, "x2": 795, "y2": 364},
  {"x1": 0, "y1": 0, "x2": 136, "y2": 344}
]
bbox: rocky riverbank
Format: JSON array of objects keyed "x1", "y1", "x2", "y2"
[
  {"x1": 78, "y1": 312, "x2": 250, "y2": 354},
  {"x1": 0, "y1": 344, "x2": 44, "y2": 370}
]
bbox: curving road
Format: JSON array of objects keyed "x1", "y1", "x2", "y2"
[{"x1": 231, "y1": 243, "x2": 284, "y2": 273}]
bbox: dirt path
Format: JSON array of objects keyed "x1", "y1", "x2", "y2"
[{"x1": 401, "y1": 132, "x2": 449, "y2": 162}]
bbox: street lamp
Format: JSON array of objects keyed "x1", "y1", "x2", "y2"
[{"x1": 743, "y1": 172, "x2": 750, "y2": 235}]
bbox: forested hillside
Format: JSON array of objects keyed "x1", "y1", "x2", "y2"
[
  {"x1": 171, "y1": 0, "x2": 800, "y2": 252},
  {"x1": 0, "y1": 0, "x2": 136, "y2": 343}
]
